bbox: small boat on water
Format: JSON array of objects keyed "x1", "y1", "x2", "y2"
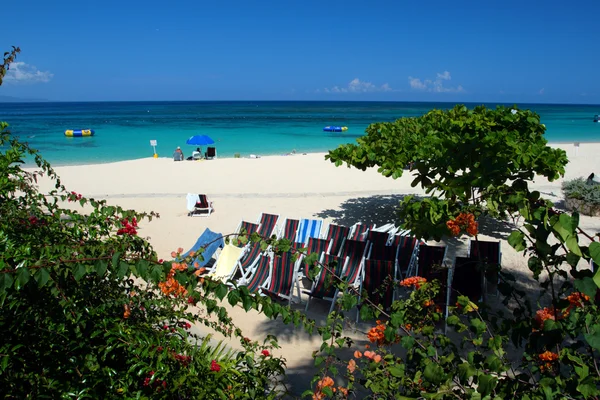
[
  {"x1": 594, "y1": 115, "x2": 599, "y2": 123},
  {"x1": 65, "y1": 129, "x2": 94, "y2": 137},
  {"x1": 323, "y1": 126, "x2": 348, "y2": 132}
]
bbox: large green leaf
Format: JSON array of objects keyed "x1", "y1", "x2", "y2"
[
  {"x1": 507, "y1": 231, "x2": 526, "y2": 252},
  {"x1": 34, "y1": 268, "x2": 51, "y2": 288},
  {"x1": 478, "y1": 374, "x2": 498, "y2": 396},
  {"x1": 584, "y1": 325, "x2": 600, "y2": 351},
  {"x1": 590, "y1": 242, "x2": 600, "y2": 266}
]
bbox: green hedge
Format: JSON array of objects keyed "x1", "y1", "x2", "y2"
[{"x1": 562, "y1": 177, "x2": 600, "y2": 206}]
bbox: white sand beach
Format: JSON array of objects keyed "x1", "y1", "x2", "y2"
[{"x1": 31, "y1": 142, "x2": 600, "y2": 395}]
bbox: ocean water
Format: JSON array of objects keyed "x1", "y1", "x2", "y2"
[{"x1": 0, "y1": 101, "x2": 599, "y2": 166}]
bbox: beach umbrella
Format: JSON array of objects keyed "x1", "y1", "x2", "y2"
[{"x1": 186, "y1": 135, "x2": 215, "y2": 146}]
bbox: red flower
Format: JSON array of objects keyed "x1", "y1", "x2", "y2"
[
  {"x1": 261, "y1": 349, "x2": 270, "y2": 357},
  {"x1": 210, "y1": 360, "x2": 221, "y2": 372}
]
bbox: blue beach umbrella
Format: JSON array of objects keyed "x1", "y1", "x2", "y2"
[{"x1": 186, "y1": 135, "x2": 215, "y2": 146}]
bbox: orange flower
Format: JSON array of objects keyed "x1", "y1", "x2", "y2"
[
  {"x1": 404, "y1": 324, "x2": 412, "y2": 331},
  {"x1": 347, "y1": 359, "x2": 357, "y2": 373},
  {"x1": 338, "y1": 387, "x2": 348, "y2": 397},
  {"x1": 423, "y1": 300, "x2": 434, "y2": 307},
  {"x1": 566, "y1": 292, "x2": 589, "y2": 308},
  {"x1": 353, "y1": 350, "x2": 362, "y2": 358},
  {"x1": 539, "y1": 351, "x2": 559, "y2": 362},
  {"x1": 170, "y1": 251, "x2": 177, "y2": 258},
  {"x1": 194, "y1": 267, "x2": 207, "y2": 277},
  {"x1": 316, "y1": 376, "x2": 334, "y2": 389},
  {"x1": 123, "y1": 304, "x2": 131, "y2": 319},
  {"x1": 400, "y1": 276, "x2": 427, "y2": 289},
  {"x1": 189, "y1": 251, "x2": 196, "y2": 257},
  {"x1": 193, "y1": 261, "x2": 199, "y2": 268},
  {"x1": 534, "y1": 306, "x2": 564, "y2": 329},
  {"x1": 364, "y1": 344, "x2": 370, "y2": 349},
  {"x1": 364, "y1": 350, "x2": 375, "y2": 359},
  {"x1": 447, "y1": 212, "x2": 478, "y2": 237},
  {"x1": 177, "y1": 247, "x2": 184, "y2": 253},
  {"x1": 373, "y1": 354, "x2": 382, "y2": 363}
]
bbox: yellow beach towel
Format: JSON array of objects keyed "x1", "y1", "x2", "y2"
[{"x1": 208, "y1": 244, "x2": 244, "y2": 282}]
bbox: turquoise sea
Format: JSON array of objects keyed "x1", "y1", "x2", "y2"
[{"x1": 0, "y1": 101, "x2": 599, "y2": 166}]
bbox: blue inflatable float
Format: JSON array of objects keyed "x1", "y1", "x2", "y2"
[
  {"x1": 323, "y1": 126, "x2": 348, "y2": 132},
  {"x1": 65, "y1": 129, "x2": 94, "y2": 137}
]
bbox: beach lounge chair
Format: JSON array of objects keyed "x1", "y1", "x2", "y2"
[
  {"x1": 416, "y1": 244, "x2": 447, "y2": 278},
  {"x1": 186, "y1": 194, "x2": 214, "y2": 217},
  {"x1": 337, "y1": 239, "x2": 367, "y2": 286},
  {"x1": 278, "y1": 218, "x2": 300, "y2": 242},
  {"x1": 392, "y1": 234, "x2": 420, "y2": 278},
  {"x1": 304, "y1": 254, "x2": 348, "y2": 312},
  {"x1": 263, "y1": 251, "x2": 301, "y2": 304},
  {"x1": 232, "y1": 220, "x2": 261, "y2": 247},
  {"x1": 357, "y1": 258, "x2": 397, "y2": 322},
  {"x1": 348, "y1": 223, "x2": 373, "y2": 242},
  {"x1": 257, "y1": 213, "x2": 280, "y2": 238},
  {"x1": 206, "y1": 243, "x2": 245, "y2": 282},
  {"x1": 240, "y1": 253, "x2": 272, "y2": 293},
  {"x1": 467, "y1": 239, "x2": 501, "y2": 297},
  {"x1": 368, "y1": 243, "x2": 398, "y2": 262},
  {"x1": 296, "y1": 218, "x2": 323, "y2": 246},
  {"x1": 366, "y1": 230, "x2": 390, "y2": 247},
  {"x1": 205, "y1": 147, "x2": 217, "y2": 160},
  {"x1": 300, "y1": 237, "x2": 332, "y2": 278},
  {"x1": 323, "y1": 223, "x2": 350, "y2": 256},
  {"x1": 236, "y1": 242, "x2": 264, "y2": 278},
  {"x1": 449, "y1": 256, "x2": 483, "y2": 304},
  {"x1": 179, "y1": 228, "x2": 224, "y2": 269},
  {"x1": 372, "y1": 223, "x2": 395, "y2": 233}
]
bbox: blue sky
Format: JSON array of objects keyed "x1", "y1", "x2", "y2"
[{"x1": 1, "y1": 0, "x2": 598, "y2": 103}]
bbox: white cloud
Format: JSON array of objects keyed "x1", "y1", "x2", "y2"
[
  {"x1": 408, "y1": 71, "x2": 464, "y2": 93},
  {"x1": 4, "y1": 62, "x2": 53, "y2": 84},
  {"x1": 323, "y1": 78, "x2": 393, "y2": 93}
]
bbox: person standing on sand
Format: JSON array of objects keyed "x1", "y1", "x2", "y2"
[{"x1": 173, "y1": 146, "x2": 184, "y2": 161}]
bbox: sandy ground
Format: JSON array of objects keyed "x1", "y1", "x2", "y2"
[{"x1": 31, "y1": 142, "x2": 600, "y2": 397}]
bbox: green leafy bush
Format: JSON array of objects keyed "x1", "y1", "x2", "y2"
[{"x1": 562, "y1": 177, "x2": 600, "y2": 206}]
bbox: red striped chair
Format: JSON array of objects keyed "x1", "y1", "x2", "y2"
[
  {"x1": 348, "y1": 223, "x2": 373, "y2": 242},
  {"x1": 392, "y1": 234, "x2": 420, "y2": 278},
  {"x1": 324, "y1": 223, "x2": 350, "y2": 256},
  {"x1": 263, "y1": 251, "x2": 301, "y2": 304},
  {"x1": 300, "y1": 237, "x2": 332, "y2": 279},
  {"x1": 233, "y1": 220, "x2": 261, "y2": 247},
  {"x1": 337, "y1": 239, "x2": 368, "y2": 290},
  {"x1": 366, "y1": 230, "x2": 390, "y2": 247},
  {"x1": 278, "y1": 218, "x2": 300, "y2": 242},
  {"x1": 187, "y1": 194, "x2": 214, "y2": 217},
  {"x1": 257, "y1": 213, "x2": 280, "y2": 238},
  {"x1": 468, "y1": 239, "x2": 501, "y2": 297},
  {"x1": 357, "y1": 259, "x2": 396, "y2": 322},
  {"x1": 242, "y1": 254, "x2": 272, "y2": 293},
  {"x1": 304, "y1": 254, "x2": 348, "y2": 312}
]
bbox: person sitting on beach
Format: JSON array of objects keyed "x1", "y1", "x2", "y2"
[
  {"x1": 173, "y1": 146, "x2": 184, "y2": 161},
  {"x1": 192, "y1": 147, "x2": 203, "y2": 160}
]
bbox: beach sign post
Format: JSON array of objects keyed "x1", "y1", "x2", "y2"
[{"x1": 150, "y1": 140, "x2": 158, "y2": 158}]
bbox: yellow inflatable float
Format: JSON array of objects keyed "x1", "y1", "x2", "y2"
[{"x1": 65, "y1": 129, "x2": 94, "y2": 137}]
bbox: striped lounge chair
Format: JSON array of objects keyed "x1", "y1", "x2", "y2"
[
  {"x1": 468, "y1": 239, "x2": 501, "y2": 297},
  {"x1": 257, "y1": 213, "x2": 280, "y2": 238},
  {"x1": 300, "y1": 237, "x2": 332, "y2": 279},
  {"x1": 357, "y1": 258, "x2": 397, "y2": 322},
  {"x1": 348, "y1": 223, "x2": 373, "y2": 242},
  {"x1": 366, "y1": 230, "x2": 390, "y2": 247},
  {"x1": 263, "y1": 251, "x2": 300, "y2": 304},
  {"x1": 278, "y1": 218, "x2": 300, "y2": 242},
  {"x1": 233, "y1": 220, "x2": 261, "y2": 247},
  {"x1": 323, "y1": 223, "x2": 350, "y2": 256},
  {"x1": 241, "y1": 253, "x2": 272, "y2": 293},
  {"x1": 304, "y1": 254, "x2": 348, "y2": 312},
  {"x1": 391, "y1": 234, "x2": 420, "y2": 278}
]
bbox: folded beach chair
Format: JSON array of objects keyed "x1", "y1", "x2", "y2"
[
  {"x1": 240, "y1": 253, "x2": 272, "y2": 293},
  {"x1": 304, "y1": 254, "x2": 348, "y2": 312},
  {"x1": 206, "y1": 243, "x2": 245, "y2": 282},
  {"x1": 300, "y1": 237, "x2": 332, "y2": 278},
  {"x1": 233, "y1": 220, "x2": 261, "y2": 247},
  {"x1": 179, "y1": 228, "x2": 224, "y2": 269},
  {"x1": 296, "y1": 218, "x2": 323, "y2": 245},
  {"x1": 357, "y1": 258, "x2": 397, "y2": 322},
  {"x1": 205, "y1": 147, "x2": 217, "y2": 160},
  {"x1": 348, "y1": 223, "x2": 373, "y2": 242},
  {"x1": 392, "y1": 234, "x2": 420, "y2": 278},
  {"x1": 186, "y1": 193, "x2": 214, "y2": 217},
  {"x1": 278, "y1": 218, "x2": 300, "y2": 242},
  {"x1": 372, "y1": 223, "x2": 395, "y2": 233},
  {"x1": 323, "y1": 223, "x2": 350, "y2": 256},
  {"x1": 263, "y1": 251, "x2": 301, "y2": 304},
  {"x1": 257, "y1": 213, "x2": 280, "y2": 238},
  {"x1": 467, "y1": 239, "x2": 501, "y2": 297}
]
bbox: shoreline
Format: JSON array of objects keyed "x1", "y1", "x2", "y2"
[{"x1": 26, "y1": 140, "x2": 600, "y2": 168}]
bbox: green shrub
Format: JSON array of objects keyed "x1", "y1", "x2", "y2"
[{"x1": 562, "y1": 177, "x2": 600, "y2": 206}]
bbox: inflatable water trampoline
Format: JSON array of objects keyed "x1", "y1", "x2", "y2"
[
  {"x1": 323, "y1": 126, "x2": 348, "y2": 132},
  {"x1": 65, "y1": 129, "x2": 94, "y2": 137}
]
